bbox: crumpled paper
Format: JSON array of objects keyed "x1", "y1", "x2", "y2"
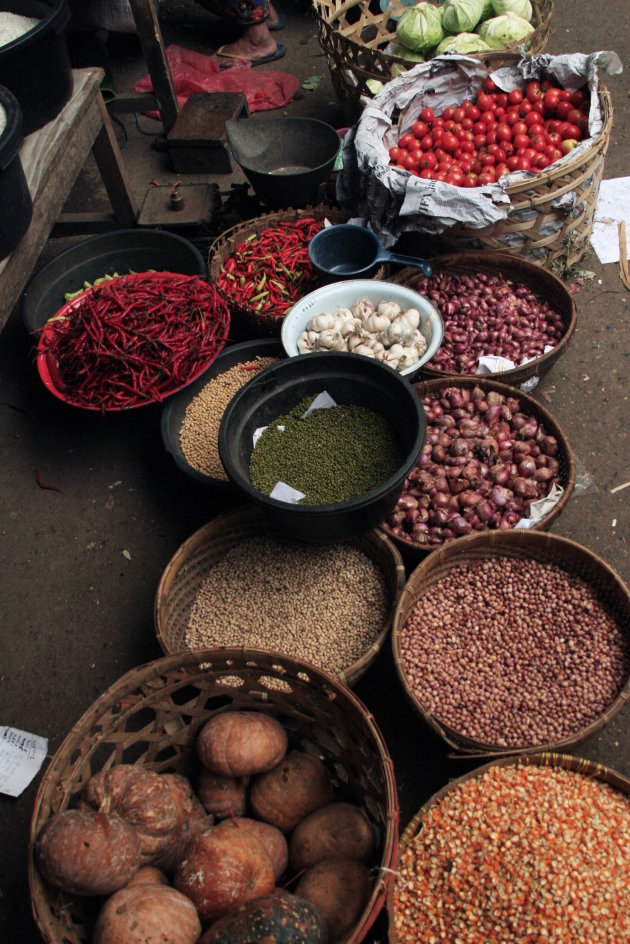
[
  {"x1": 514, "y1": 482, "x2": 564, "y2": 529},
  {"x1": 337, "y1": 50, "x2": 622, "y2": 248}
]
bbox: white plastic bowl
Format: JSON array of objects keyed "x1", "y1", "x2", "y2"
[{"x1": 280, "y1": 279, "x2": 444, "y2": 377}]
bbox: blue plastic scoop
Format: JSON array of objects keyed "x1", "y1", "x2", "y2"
[{"x1": 308, "y1": 224, "x2": 432, "y2": 281}]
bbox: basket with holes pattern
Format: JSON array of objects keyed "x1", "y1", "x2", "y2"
[
  {"x1": 29, "y1": 648, "x2": 399, "y2": 944},
  {"x1": 312, "y1": 0, "x2": 553, "y2": 125}
]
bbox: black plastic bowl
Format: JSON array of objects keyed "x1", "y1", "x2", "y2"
[
  {"x1": 21, "y1": 229, "x2": 207, "y2": 336},
  {"x1": 218, "y1": 352, "x2": 427, "y2": 543},
  {"x1": 161, "y1": 338, "x2": 286, "y2": 487}
]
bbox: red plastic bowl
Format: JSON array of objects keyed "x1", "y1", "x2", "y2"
[{"x1": 36, "y1": 272, "x2": 230, "y2": 412}]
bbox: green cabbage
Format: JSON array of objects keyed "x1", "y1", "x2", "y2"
[
  {"x1": 392, "y1": 44, "x2": 426, "y2": 62},
  {"x1": 442, "y1": 0, "x2": 485, "y2": 34},
  {"x1": 396, "y1": 3, "x2": 444, "y2": 53},
  {"x1": 479, "y1": 0, "x2": 496, "y2": 23},
  {"x1": 478, "y1": 12, "x2": 535, "y2": 47},
  {"x1": 491, "y1": 0, "x2": 533, "y2": 21},
  {"x1": 436, "y1": 31, "x2": 491, "y2": 54}
]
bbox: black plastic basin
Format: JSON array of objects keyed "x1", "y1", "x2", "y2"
[
  {"x1": 0, "y1": 83, "x2": 32, "y2": 260},
  {"x1": 218, "y1": 352, "x2": 427, "y2": 543}
]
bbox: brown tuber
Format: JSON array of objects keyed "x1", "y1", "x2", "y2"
[
  {"x1": 197, "y1": 768, "x2": 248, "y2": 820},
  {"x1": 249, "y1": 751, "x2": 334, "y2": 833},
  {"x1": 295, "y1": 858, "x2": 372, "y2": 943},
  {"x1": 196, "y1": 710, "x2": 288, "y2": 777},
  {"x1": 35, "y1": 808, "x2": 142, "y2": 897},
  {"x1": 198, "y1": 889, "x2": 328, "y2": 944},
  {"x1": 93, "y1": 883, "x2": 201, "y2": 944},
  {"x1": 289, "y1": 802, "x2": 375, "y2": 871},
  {"x1": 213, "y1": 817, "x2": 289, "y2": 880}
]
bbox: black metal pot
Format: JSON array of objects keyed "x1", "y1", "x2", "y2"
[{"x1": 0, "y1": 83, "x2": 32, "y2": 261}]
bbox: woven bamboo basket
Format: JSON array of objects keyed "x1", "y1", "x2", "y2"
[
  {"x1": 388, "y1": 250, "x2": 577, "y2": 385},
  {"x1": 155, "y1": 506, "x2": 406, "y2": 687},
  {"x1": 391, "y1": 529, "x2": 630, "y2": 757},
  {"x1": 387, "y1": 752, "x2": 630, "y2": 943},
  {"x1": 29, "y1": 648, "x2": 399, "y2": 944},
  {"x1": 443, "y1": 85, "x2": 613, "y2": 274},
  {"x1": 312, "y1": 0, "x2": 553, "y2": 124},
  {"x1": 208, "y1": 206, "x2": 385, "y2": 339},
  {"x1": 379, "y1": 376, "x2": 575, "y2": 557}
]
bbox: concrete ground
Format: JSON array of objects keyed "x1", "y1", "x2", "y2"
[{"x1": 1, "y1": 0, "x2": 629, "y2": 940}]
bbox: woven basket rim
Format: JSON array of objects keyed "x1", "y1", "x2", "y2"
[
  {"x1": 391, "y1": 529, "x2": 630, "y2": 758},
  {"x1": 380, "y1": 375, "x2": 576, "y2": 556},
  {"x1": 388, "y1": 250, "x2": 577, "y2": 385},
  {"x1": 29, "y1": 646, "x2": 400, "y2": 944},
  {"x1": 154, "y1": 506, "x2": 406, "y2": 687}
]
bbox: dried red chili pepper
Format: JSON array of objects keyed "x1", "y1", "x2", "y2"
[{"x1": 37, "y1": 273, "x2": 230, "y2": 411}]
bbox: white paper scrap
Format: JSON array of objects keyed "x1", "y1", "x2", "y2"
[
  {"x1": 270, "y1": 482, "x2": 306, "y2": 504},
  {"x1": 0, "y1": 726, "x2": 48, "y2": 797},
  {"x1": 476, "y1": 355, "x2": 516, "y2": 375},
  {"x1": 514, "y1": 483, "x2": 564, "y2": 530},
  {"x1": 590, "y1": 177, "x2": 630, "y2": 264},
  {"x1": 253, "y1": 424, "x2": 284, "y2": 447},
  {"x1": 303, "y1": 391, "x2": 336, "y2": 416}
]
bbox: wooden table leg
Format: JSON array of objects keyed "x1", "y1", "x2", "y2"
[
  {"x1": 91, "y1": 92, "x2": 138, "y2": 228},
  {"x1": 129, "y1": 0, "x2": 179, "y2": 134}
]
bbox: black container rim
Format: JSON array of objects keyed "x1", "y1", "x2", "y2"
[
  {"x1": 218, "y1": 350, "x2": 427, "y2": 517},
  {"x1": 227, "y1": 115, "x2": 342, "y2": 178},
  {"x1": 0, "y1": 0, "x2": 71, "y2": 54},
  {"x1": 0, "y1": 82, "x2": 23, "y2": 167}
]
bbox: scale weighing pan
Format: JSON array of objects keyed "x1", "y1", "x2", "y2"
[
  {"x1": 225, "y1": 116, "x2": 341, "y2": 209},
  {"x1": 308, "y1": 223, "x2": 432, "y2": 281}
]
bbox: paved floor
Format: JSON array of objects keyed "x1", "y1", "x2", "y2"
[{"x1": 1, "y1": 1, "x2": 629, "y2": 940}]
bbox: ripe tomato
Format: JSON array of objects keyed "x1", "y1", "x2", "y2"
[
  {"x1": 411, "y1": 120, "x2": 429, "y2": 139},
  {"x1": 493, "y1": 106, "x2": 506, "y2": 120},
  {"x1": 480, "y1": 152, "x2": 496, "y2": 167},
  {"x1": 558, "y1": 89, "x2": 572, "y2": 101},
  {"x1": 515, "y1": 157, "x2": 531, "y2": 171},
  {"x1": 522, "y1": 148, "x2": 538, "y2": 164},
  {"x1": 530, "y1": 134, "x2": 547, "y2": 152},
  {"x1": 485, "y1": 129, "x2": 499, "y2": 145},
  {"x1": 472, "y1": 121, "x2": 488, "y2": 135},
  {"x1": 459, "y1": 139, "x2": 475, "y2": 153},
  {"x1": 555, "y1": 100, "x2": 573, "y2": 121},
  {"x1": 567, "y1": 108, "x2": 588, "y2": 131},
  {"x1": 505, "y1": 108, "x2": 522, "y2": 126},
  {"x1": 420, "y1": 134, "x2": 434, "y2": 151},
  {"x1": 478, "y1": 169, "x2": 496, "y2": 185},
  {"x1": 571, "y1": 88, "x2": 588, "y2": 107},
  {"x1": 443, "y1": 107, "x2": 455, "y2": 121},
  {"x1": 436, "y1": 161, "x2": 453, "y2": 174},
  {"x1": 420, "y1": 107, "x2": 434, "y2": 123},
  {"x1": 419, "y1": 151, "x2": 438, "y2": 169},
  {"x1": 506, "y1": 155, "x2": 521, "y2": 171},
  {"x1": 532, "y1": 100, "x2": 545, "y2": 116},
  {"x1": 432, "y1": 116, "x2": 445, "y2": 127},
  {"x1": 495, "y1": 93, "x2": 509, "y2": 109},
  {"x1": 543, "y1": 88, "x2": 562, "y2": 114},
  {"x1": 480, "y1": 111, "x2": 497, "y2": 128},
  {"x1": 535, "y1": 153, "x2": 551, "y2": 169},
  {"x1": 401, "y1": 151, "x2": 420, "y2": 171},
  {"x1": 502, "y1": 141, "x2": 515, "y2": 157},
  {"x1": 419, "y1": 168, "x2": 433, "y2": 179},
  {"x1": 483, "y1": 78, "x2": 497, "y2": 93},
  {"x1": 546, "y1": 131, "x2": 562, "y2": 147},
  {"x1": 496, "y1": 123, "x2": 512, "y2": 142},
  {"x1": 461, "y1": 117, "x2": 474, "y2": 130},
  {"x1": 519, "y1": 100, "x2": 533, "y2": 116},
  {"x1": 507, "y1": 88, "x2": 523, "y2": 105},
  {"x1": 546, "y1": 147, "x2": 563, "y2": 163},
  {"x1": 462, "y1": 172, "x2": 478, "y2": 188},
  {"x1": 434, "y1": 147, "x2": 449, "y2": 163},
  {"x1": 441, "y1": 132, "x2": 459, "y2": 152},
  {"x1": 476, "y1": 92, "x2": 495, "y2": 112},
  {"x1": 389, "y1": 146, "x2": 403, "y2": 164},
  {"x1": 433, "y1": 171, "x2": 447, "y2": 182},
  {"x1": 399, "y1": 133, "x2": 416, "y2": 149},
  {"x1": 495, "y1": 162, "x2": 509, "y2": 178},
  {"x1": 513, "y1": 134, "x2": 530, "y2": 150},
  {"x1": 512, "y1": 121, "x2": 528, "y2": 136},
  {"x1": 544, "y1": 119, "x2": 563, "y2": 135},
  {"x1": 561, "y1": 122, "x2": 582, "y2": 141},
  {"x1": 453, "y1": 107, "x2": 466, "y2": 123},
  {"x1": 472, "y1": 160, "x2": 483, "y2": 175},
  {"x1": 466, "y1": 105, "x2": 481, "y2": 121},
  {"x1": 432, "y1": 127, "x2": 444, "y2": 144},
  {"x1": 459, "y1": 157, "x2": 474, "y2": 174},
  {"x1": 525, "y1": 111, "x2": 542, "y2": 127},
  {"x1": 526, "y1": 80, "x2": 543, "y2": 103},
  {"x1": 527, "y1": 123, "x2": 544, "y2": 138},
  {"x1": 446, "y1": 171, "x2": 464, "y2": 187}
]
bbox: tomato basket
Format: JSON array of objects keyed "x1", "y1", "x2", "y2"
[{"x1": 36, "y1": 272, "x2": 230, "y2": 412}]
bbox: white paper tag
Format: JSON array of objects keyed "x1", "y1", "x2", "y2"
[
  {"x1": 476, "y1": 355, "x2": 516, "y2": 375},
  {"x1": 0, "y1": 726, "x2": 48, "y2": 797},
  {"x1": 302, "y1": 391, "x2": 337, "y2": 415},
  {"x1": 269, "y1": 482, "x2": 306, "y2": 503},
  {"x1": 253, "y1": 424, "x2": 284, "y2": 448}
]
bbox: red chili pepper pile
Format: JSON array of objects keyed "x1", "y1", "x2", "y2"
[
  {"x1": 38, "y1": 273, "x2": 230, "y2": 411},
  {"x1": 216, "y1": 218, "x2": 325, "y2": 318}
]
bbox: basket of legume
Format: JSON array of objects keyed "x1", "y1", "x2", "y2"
[
  {"x1": 388, "y1": 251, "x2": 576, "y2": 386},
  {"x1": 392, "y1": 529, "x2": 630, "y2": 756},
  {"x1": 155, "y1": 505, "x2": 405, "y2": 687},
  {"x1": 381, "y1": 376, "x2": 575, "y2": 555},
  {"x1": 161, "y1": 338, "x2": 285, "y2": 487},
  {"x1": 208, "y1": 206, "x2": 383, "y2": 339},
  {"x1": 388, "y1": 752, "x2": 630, "y2": 944},
  {"x1": 29, "y1": 647, "x2": 399, "y2": 944}
]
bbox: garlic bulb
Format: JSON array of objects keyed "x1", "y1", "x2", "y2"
[
  {"x1": 339, "y1": 319, "x2": 358, "y2": 338},
  {"x1": 398, "y1": 346, "x2": 420, "y2": 368},
  {"x1": 386, "y1": 344, "x2": 405, "y2": 362},
  {"x1": 307, "y1": 312, "x2": 338, "y2": 332},
  {"x1": 354, "y1": 344, "x2": 376, "y2": 358},
  {"x1": 347, "y1": 333, "x2": 364, "y2": 352},
  {"x1": 297, "y1": 333, "x2": 312, "y2": 354},
  {"x1": 377, "y1": 300, "x2": 401, "y2": 321},
  {"x1": 351, "y1": 297, "x2": 375, "y2": 320},
  {"x1": 386, "y1": 358, "x2": 400, "y2": 371},
  {"x1": 412, "y1": 330, "x2": 428, "y2": 355},
  {"x1": 334, "y1": 307, "x2": 354, "y2": 321},
  {"x1": 363, "y1": 312, "x2": 390, "y2": 334},
  {"x1": 380, "y1": 320, "x2": 405, "y2": 347},
  {"x1": 400, "y1": 307, "x2": 421, "y2": 330},
  {"x1": 316, "y1": 329, "x2": 345, "y2": 351}
]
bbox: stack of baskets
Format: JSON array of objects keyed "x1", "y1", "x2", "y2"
[{"x1": 312, "y1": 0, "x2": 554, "y2": 123}]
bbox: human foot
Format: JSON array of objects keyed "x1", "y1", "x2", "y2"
[{"x1": 216, "y1": 23, "x2": 278, "y2": 62}]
